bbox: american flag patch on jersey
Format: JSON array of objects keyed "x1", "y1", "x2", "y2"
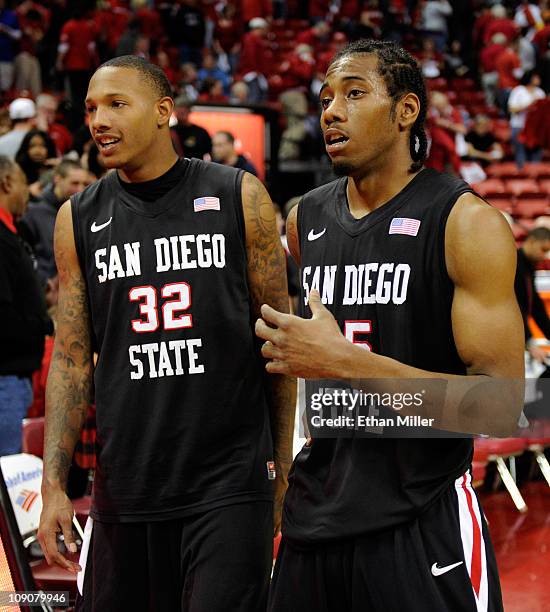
[
  {"x1": 193, "y1": 196, "x2": 220, "y2": 212},
  {"x1": 389, "y1": 217, "x2": 421, "y2": 236}
]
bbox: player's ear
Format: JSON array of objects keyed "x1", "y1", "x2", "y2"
[
  {"x1": 397, "y1": 92, "x2": 420, "y2": 132},
  {"x1": 156, "y1": 97, "x2": 174, "y2": 128}
]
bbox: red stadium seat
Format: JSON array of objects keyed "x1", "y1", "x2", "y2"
[
  {"x1": 471, "y1": 460, "x2": 487, "y2": 487},
  {"x1": 473, "y1": 178, "x2": 508, "y2": 197},
  {"x1": 486, "y1": 161, "x2": 525, "y2": 179},
  {"x1": 483, "y1": 196, "x2": 514, "y2": 214},
  {"x1": 491, "y1": 122, "x2": 512, "y2": 143},
  {"x1": 523, "y1": 162, "x2": 550, "y2": 180},
  {"x1": 505, "y1": 178, "x2": 541, "y2": 197},
  {"x1": 450, "y1": 77, "x2": 476, "y2": 91},
  {"x1": 22, "y1": 417, "x2": 45, "y2": 457},
  {"x1": 539, "y1": 179, "x2": 550, "y2": 195},
  {"x1": 427, "y1": 77, "x2": 447, "y2": 91},
  {"x1": 456, "y1": 91, "x2": 486, "y2": 105},
  {"x1": 474, "y1": 438, "x2": 528, "y2": 512},
  {"x1": 514, "y1": 198, "x2": 550, "y2": 218}
]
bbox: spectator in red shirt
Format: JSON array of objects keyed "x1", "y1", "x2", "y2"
[
  {"x1": 495, "y1": 36, "x2": 522, "y2": 112},
  {"x1": 533, "y1": 12, "x2": 550, "y2": 57},
  {"x1": 94, "y1": 0, "x2": 131, "y2": 57},
  {"x1": 238, "y1": 17, "x2": 270, "y2": 103},
  {"x1": 483, "y1": 4, "x2": 519, "y2": 45},
  {"x1": 57, "y1": 6, "x2": 98, "y2": 129},
  {"x1": 296, "y1": 21, "x2": 331, "y2": 53},
  {"x1": 35, "y1": 94, "x2": 72, "y2": 156},
  {"x1": 480, "y1": 32, "x2": 507, "y2": 106},
  {"x1": 287, "y1": 44, "x2": 316, "y2": 89},
  {"x1": 214, "y1": 3, "x2": 242, "y2": 72}
]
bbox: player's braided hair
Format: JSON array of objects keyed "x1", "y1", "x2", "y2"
[{"x1": 331, "y1": 40, "x2": 428, "y2": 172}]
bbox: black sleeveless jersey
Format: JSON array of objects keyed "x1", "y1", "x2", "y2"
[
  {"x1": 284, "y1": 168, "x2": 475, "y2": 542},
  {"x1": 71, "y1": 159, "x2": 273, "y2": 522}
]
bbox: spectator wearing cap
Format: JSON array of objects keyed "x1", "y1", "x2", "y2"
[
  {"x1": 171, "y1": 96, "x2": 212, "y2": 160},
  {"x1": 238, "y1": 18, "x2": 270, "y2": 103},
  {"x1": 18, "y1": 159, "x2": 88, "y2": 286},
  {"x1": 212, "y1": 130, "x2": 258, "y2": 175},
  {"x1": 0, "y1": 98, "x2": 36, "y2": 159},
  {"x1": 0, "y1": 155, "x2": 52, "y2": 456},
  {"x1": 0, "y1": 0, "x2": 21, "y2": 92}
]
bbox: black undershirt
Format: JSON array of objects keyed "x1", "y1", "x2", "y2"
[{"x1": 117, "y1": 158, "x2": 188, "y2": 202}]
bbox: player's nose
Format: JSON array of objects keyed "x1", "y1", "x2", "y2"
[
  {"x1": 322, "y1": 96, "x2": 346, "y2": 127},
  {"x1": 90, "y1": 106, "x2": 112, "y2": 131}
]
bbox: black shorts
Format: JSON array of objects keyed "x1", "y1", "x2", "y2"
[
  {"x1": 269, "y1": 471, "x2": 502, "y2": 612},
  {"x1": 76, "y1": 500, "x2": 273, "y2": 612}
]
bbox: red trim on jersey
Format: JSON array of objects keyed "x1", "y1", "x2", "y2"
[{"x1": 462, "y1": 474, "x2": 483, "y2": 597}]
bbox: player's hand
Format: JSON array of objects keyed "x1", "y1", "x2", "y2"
[
  {"x1": 255, "y1": 290, "x2": 349, "y2": 378},
  {"x1": 38, "y1": 487, "x2": 81, "y2": 574}
]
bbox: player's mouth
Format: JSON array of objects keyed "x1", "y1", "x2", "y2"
[
  {"x1": 325, "y1": 130, "x2": 349, "y2": 155},
  {"x1": 95, "y1": 134, "x2": 121, "y2": 156}
]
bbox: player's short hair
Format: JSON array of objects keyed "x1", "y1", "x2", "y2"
[
  {"x1": 330, "y1": 39, "x2": 428, "y2": 173},
  {"x1": 95, "y1": 55, "x2": 173, "y2": 99},
  {"x1": 54, "y1": 159, "x2": 83, "y2": 179},
  {"x1": 215, "y1": 131, "x2": 235, "y2": 144},
  {"x1": 527, "y1": 227, "x2": 550, "y2": 242}
]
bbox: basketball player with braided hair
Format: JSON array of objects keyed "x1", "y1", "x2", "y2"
[{"x1": 257, "y1": 40, "x2": 524, "y2": 611}]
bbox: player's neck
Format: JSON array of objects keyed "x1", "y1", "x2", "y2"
[
  {"x1": 347, "y1": 161, "x2": 420, "y2": 219},
  {"x1": 118, "y1": 146, "x2": 179, "y2": 183}
]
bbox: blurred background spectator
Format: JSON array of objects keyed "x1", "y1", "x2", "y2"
[
  {"x1": 171, "y1": 96, "x2": 212, "y2": 159},
  {"x1": 0, "y1": 155, "x2": 51, "y2": 456},
  {"x1": 18, "y1": 158, "x2": 88, "y2": 286},
  {"x1": 508, "y1": 70, "x2": 546, "y2": 167},
  {"x1": 0, "y1": 96, "x2": 34, "y2": 158},
  {"x1": 212, "y1": 130, "x2": 258, "y2": 174},
  {"x1": 14, "y1": 127, "x2": 56, "y2": 195}
]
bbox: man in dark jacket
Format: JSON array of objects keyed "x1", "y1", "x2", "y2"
[
  {"x1": 18, "y1": 159, "x2": 88, "y2": 286},
  {"x1": 514, "y1": 227, "x2": 550, "y2": 362},
  {"x1": 0, "y1": 155, "x2": 52, "y2": 455},
  {"x1": 212, "y1": 130, "x2": 258, "y2": 176}
]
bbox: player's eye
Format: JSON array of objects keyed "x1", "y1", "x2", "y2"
[
  {"x1": 320, "y1": 98, "x2": 332, "y2": 110},
  {"x1": 348, "y1": 89, "x2": 365, "y2": 98},
  {"x1": 112, "y1": 101, "x2": 126, "y2": 108},
  {"x1": 86, "y1": 106, "x2": 96, "y2": 114}
]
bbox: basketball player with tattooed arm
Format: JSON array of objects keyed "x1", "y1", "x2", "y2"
[
  {"x1": 37, "y1": 56, "x2": 295, "y2": 612},
  {"x1": 256, "y1": 41, "x2": 524, "y2": 612}
]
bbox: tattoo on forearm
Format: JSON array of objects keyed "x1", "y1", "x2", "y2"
[
  {"x1": 44, "y1": 216, "x2": 92, "y2": 489},
  {"x1": 242, "y1": 174, "x2": 296, "y2": 469}
]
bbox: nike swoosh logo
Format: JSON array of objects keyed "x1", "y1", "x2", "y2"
[
  {"x1": 90, "y1": 217, "x2": 113, "y2": 233},
  {"x1": 308, "y1": 228, "x2": 326, "y2": 241},
  {"x1": 431, "y1": 561, "x2": 463, "y2": 577}
]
